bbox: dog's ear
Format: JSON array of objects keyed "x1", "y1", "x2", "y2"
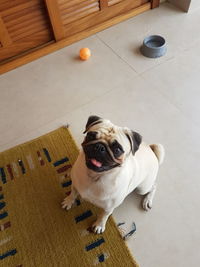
[
  {"x1": 83, "y1": 115, "x2": 102, "y2": 133},
  {"x1": 125, "y1": 129, "x2": 142, "y2": 154}
]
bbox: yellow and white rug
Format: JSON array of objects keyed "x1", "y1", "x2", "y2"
[{"x1": 0, "y1": 127, "x2": 138, "y2": 267}]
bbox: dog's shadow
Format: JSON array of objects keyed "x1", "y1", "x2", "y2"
[
  {"x1": 113, "y1": 192, "x2": 145, "y2": 223},
  {"x1": 131, "y1": 191, "x2": 145, "y2": 211},
  {"x1": 132, "y1": 46, "x2": 142, "y2": 57}
]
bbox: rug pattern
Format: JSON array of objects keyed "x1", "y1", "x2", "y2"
[{"x1": 0, "y1": 127, "x2": 138, "y2": 267}]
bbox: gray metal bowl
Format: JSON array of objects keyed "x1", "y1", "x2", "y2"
[{"x1": 141, "y1": 35, "x2": 166, "y2": 58}]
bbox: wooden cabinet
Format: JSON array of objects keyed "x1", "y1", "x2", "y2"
[
  {"x1": 0, "y1": 0, "x2": 160, "y2": 74},
  {"x1": 58, "y1": 0, "x2": 100, "y2": 26},
  {"x1": 60, "y1": 0, "x2": 149, "y2": 37},
  {"x1": 0, "y1": 0, "x2": 53, "y2": 62}
]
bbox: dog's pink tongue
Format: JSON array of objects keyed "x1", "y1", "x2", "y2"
[{"x1": 91, "y1": 159, "x2": 102, "y2": 168}]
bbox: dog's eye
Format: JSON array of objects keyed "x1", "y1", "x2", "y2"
[
  {"x1": 114, "y1": 147, "x2": 122, "y2": 157},
  {"x1": 111, "y1": 140, "x2": 124, "y2": 158},
  {"x1": 85, "y1": 131, "x2": 97, "y2": 142}
]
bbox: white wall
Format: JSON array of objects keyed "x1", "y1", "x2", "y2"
[
  {"x1": 168, "y1": 0, "x2": 200, "y2": 12},
  {"x1": 168, "y1": 0, "x2": 191, "y2": 12},
  {"x1": 189, "y1": 0, "x2": 200, "y2": 11}
]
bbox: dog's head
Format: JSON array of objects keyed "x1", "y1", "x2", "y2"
[{"x1": 81, "y1": 116, "x2": 142, "y2": 172}]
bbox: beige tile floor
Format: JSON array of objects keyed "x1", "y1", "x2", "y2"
[{"x1": 1, "y1": 2, "x2": 200, "y2": 266}]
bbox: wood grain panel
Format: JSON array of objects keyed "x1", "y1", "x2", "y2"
[
  {"x1": 108, "y1": 0, "x2": 124, "y2": 6},
  {"x1": 60, "y1": 0, "x2": 98, "y2": 15},
  {"x1": 5, "y1": 7, "x2": 46, "y2": 27},
  {"x1": 59, "y1": 0, "x2": 93, "y2": 10},
  {"x1": 0, "y1": 14, "x2": 12, "y2": 46},
  {"x1": 3, "y1": 4, "x2": 42, "y2": 23},
  {"x1": 8, "y1": 12, "x2": 46, "y2": 33},
  {"x1": 1, "y1": 1, "x2": 42, "y2": 16},
  {"x1": 44, "y1": 0, "x2": 65, "y2": 41},
  {"x1": 0, "y1": 0, "x2": 40, "y2": 12},
  {"x1": 6, "y1": 12, "x2": 51, "y2": 42},
  {"x1": 0, "y1": 30, "x2": 52, "y2": 61},
  {"x1": 0, "y1": 0, "x2": 53, "y2": 62},
  {"x1": 62, "y1": 5, "x2": 99, "y2": 25},
  {"x1": 59, "y1": 0, "x2": 100, "y2": 26},
  {"x1": 63, "y1": 0, "x2": 148, "y2": 37},
  {"x1": 10, "y1": 22, "x2": 49, "y2": 42}
]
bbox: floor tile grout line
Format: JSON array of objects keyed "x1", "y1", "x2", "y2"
[
  {"x1": 0, "y1": 87, "x2": 122, "y2": 149},
  {"x1": 96, "y1": 34, "x2": 177, "y2": 77},
  {"x1": 137, "y1": 36, "x2": 200, "y2": 76},
  {"x1": 138, "y1": 55, "x2": 175, "y2": 76},
  {"x1": 95, "y1": 34, "x2": 138, "y2": 74},
  {"x1": 0, "y1": 84, "x2": 132, "y2": 151},
  {"x1": 139, "y1": 74, "x2": 200, "y2": 129},
  {"x1": 2, "y1": 49, "x2": 199, "y2": 150},
  {"x1": 2, "y1": 27, "x2": 200, "y2": 149},
  {"x1": 95, "y1": 34, "x2": 196, "y2": 124}
]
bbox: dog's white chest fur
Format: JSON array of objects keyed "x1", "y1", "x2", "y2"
[{"x1": 71, "y1": 143, "x2": 159, "y2": 211}]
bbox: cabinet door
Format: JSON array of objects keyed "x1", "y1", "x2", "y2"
[
  {"x1": 0, "y1": 0, "x2": 53, "y2": 62},
  {"x1": 57, "y1": 0, "x2": 100, "y2": 38},
  {"x1": 59, "y1": 0, "x2": 149, "y2": 38},
  {"x1": 58, "y1": 0, "x2": 100, "y2": 26}
]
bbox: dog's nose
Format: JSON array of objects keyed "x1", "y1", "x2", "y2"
[{"x1": 94, "y1": 143, "x2": 106, "y2": 153}]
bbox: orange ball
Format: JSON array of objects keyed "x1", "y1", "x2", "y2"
[{"x1": 79, "y1": 48, "x2": 91, "y2": 60}]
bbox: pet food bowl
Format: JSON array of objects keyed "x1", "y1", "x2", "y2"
[{"x1": 141, "y1": 35, "x2": 166, "y2": 58}]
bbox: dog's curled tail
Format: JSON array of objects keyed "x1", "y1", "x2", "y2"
[{"x1": 150, "y1": 144, "x2": 165, "y2": 165}]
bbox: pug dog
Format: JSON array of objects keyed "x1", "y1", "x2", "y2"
[{"x1": 62, "y1": 116, "x2": 165, "y2": 234}]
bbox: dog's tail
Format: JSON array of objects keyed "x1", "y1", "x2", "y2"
[{"x1": 150, "y1": 144, "x2": 165, "y2": 165}]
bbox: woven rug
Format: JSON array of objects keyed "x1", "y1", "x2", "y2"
[{"x1": 0, "y1": 127, "x2": 138, "y2": 267}]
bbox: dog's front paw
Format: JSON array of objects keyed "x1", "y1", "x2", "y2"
[
  {"x1": 61, "y1": 196, "x2": 74, "y2": 210},
  {"x1": 92, "y1": 221, "x2": 106, "y2": 234},
  {"x1": 142, "y1": 196, "x2": 153, "y2": 211}
]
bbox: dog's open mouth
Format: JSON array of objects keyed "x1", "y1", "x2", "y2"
[
  {"x1": 86, "y1": 156, "x2": 119, "y2": 172},
  {"x1": 90, "y1": 158, "x2": 102, "y2": 168}
]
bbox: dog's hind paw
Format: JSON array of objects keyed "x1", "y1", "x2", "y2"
[
  {"x1": 142, "y1": 184, "x2": 157, "y2": 211},
  {"x1": 142, "y1": 197, "x2": 153, "y2": 211}
]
